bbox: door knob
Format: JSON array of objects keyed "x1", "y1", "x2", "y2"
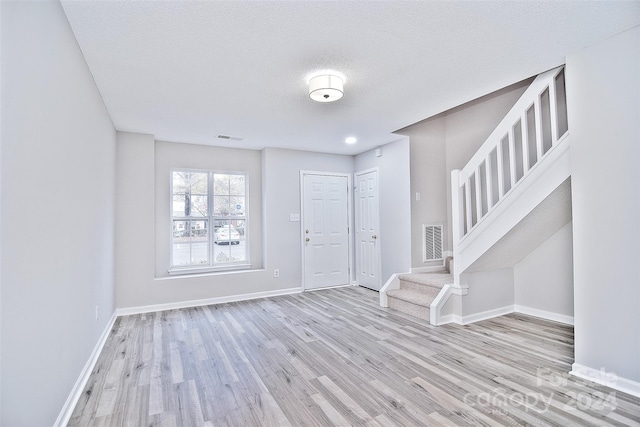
[
  {"x1": 305, "y1": 237, "x2": 310, "y2": 242},
  {"x1": 372, "y1": 235, "x2": 377, "y2": 239}
]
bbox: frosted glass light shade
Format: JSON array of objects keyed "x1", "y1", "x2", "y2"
[{"x1": 309, "y1": 74, "x2": 344, "y2": 102}]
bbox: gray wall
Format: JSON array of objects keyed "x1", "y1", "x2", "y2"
[
  {"x1": 396, "y1": 81, "x2": 529, "y2": 268},
  {"x1": 355, "y1": 138, "x2": 412, "y2": 284},
  {"x1": 115, "y1": 142, "x2": 354, "y2": 309},
  {"x1": 396, "y1": 116, "x2": 447, "y2": 268},
  {"x1": 567, "y1": 26, "x2": 640, "y2": 383},
  {"x1": 461, "y1": 268, "x2": 514, "y2": 316},
  {"x1": 262, "y1": 147, "x2": 355, "y2": 286},
  {"x1": 154, "y1": 141, "x2": 263, "y2": 277},
  {"x1": 1, "y1": 2, "x2": 116, "y2": 425},
  {"x1": 443, "y1": 80, "x2": 532, "y2": 250},
  {"x1": 514, "y1": 221, "x2": 574, "y2": 318}
]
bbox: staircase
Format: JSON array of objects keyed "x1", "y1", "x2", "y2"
[
  {"x1": 381, "y1": 65, "x2": 571, "y2": 326},
  {"x1": 386, "y1": 271, "x2": 451, "y2": 321}
]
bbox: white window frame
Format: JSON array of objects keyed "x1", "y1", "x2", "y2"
[{"x1": 169, "y1": 168, "x2": 250, "y2": 275}]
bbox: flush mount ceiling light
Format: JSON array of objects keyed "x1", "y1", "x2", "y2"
[
  {"x1": 308, "y1": 73, "x2": 344, "y2": 103},
  {"x1": 345, "y1": 137, "x2": 357, "y2": 144}
]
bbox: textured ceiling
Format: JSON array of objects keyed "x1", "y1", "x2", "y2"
[{"x1": 60, "y1": 1, "x2": 639, "y2": 155}]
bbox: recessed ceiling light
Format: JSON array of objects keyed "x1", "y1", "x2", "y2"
[{"x1": 345, "y1": 137, "x2": 357, "y2": 144}]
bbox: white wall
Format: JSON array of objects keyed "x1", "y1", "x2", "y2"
[
  {"x1": 1, "y1": 2, "x2": 116, "y2": 425},
  {"x1": 514, "y1": 221, "x2": 574, "y2": 321},
  {"x1": 355, "y1": 138, "x2": 412, "y2": 284},
  {"x1": 567, "y1": 26, "x2": 640, "y2": 385},
  {"x1": 115, "y1": 142, "x2": 354, "y2": 309}
]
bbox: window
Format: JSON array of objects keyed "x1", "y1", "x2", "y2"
[{"x1": 171, "y1": 169, "x2": 248, "y2": 271}]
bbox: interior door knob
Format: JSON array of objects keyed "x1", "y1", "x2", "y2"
[
  {"x1": 372, "y1": 235, "x2": 377, "y2": 239},
  {"x1": 305, "y1": 237, "x2": 310, "y2": 242}
]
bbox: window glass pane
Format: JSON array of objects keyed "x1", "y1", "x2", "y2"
[
  {"x1": 190, "y1": 220, "x2": 209, "y2": 265},
  {"x1": 234, "y1": 220, "x2": 246, "y2": 242},
  {"x1": 190, "y1": 195, "x2": 208, "y2": 217},
  {"x1": 229, "y1": 196, "x2": 245, "y2": 216},
  {"x1": 213, "y1": 219, "x2": 246, "y2": 264},
  {"x1": 214, "y1": 196, "x2": 230, "y2": 216},
  {"x1": 214, "y1": 174, "x2": 229, "y2": 195},
  {"x1": 173, "y1": 220, "x2": 189, "y2": 239},
  {"x1": 172, "y1": 172, "x2": 187, "y2": 194},
  {"x1": 171, "y1": 170, "x2": 247, "y2": 269},
  {"x1": 172, "y1": 220, "x2": 190, "y2": 266},
  {"x1": 172, "y1": 195, "x2": 188, "y2": 217},
  {"x1": 172, "y1": 220, "x2": 209, "y2": 266},
  {"x1": 230, "y1": 175, "x2": 245, "y2": 196},
  {"x1": 190, "y1": 172, "x2": 208, "y2": 195}
]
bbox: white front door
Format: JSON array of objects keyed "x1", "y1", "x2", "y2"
[
  {"x1": 302, "y1": 173, "x2": 350, "y2": 290},
  {"x1": 355, "y1": 169, "x2": 381, "y2": 290}
]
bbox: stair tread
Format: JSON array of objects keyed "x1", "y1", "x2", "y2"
[
  {"x1": 386, "y1": 289, "x2": 434, "y2": 307},
  {"x1": 398, "y1": 273, "x2": 453, "y2": 288}
]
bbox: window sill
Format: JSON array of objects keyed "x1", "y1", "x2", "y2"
[{"x1": 168, "y1": 263, "x2": 252, "y2": 276}]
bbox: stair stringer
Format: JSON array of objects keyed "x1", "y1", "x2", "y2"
[{"x1": 379, "y1": 272, "x2": 404, "y2": 307}]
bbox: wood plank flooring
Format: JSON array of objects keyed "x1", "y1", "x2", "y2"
[{"x1": 69, "y1": 286, "x2": 640, "y2": 426}]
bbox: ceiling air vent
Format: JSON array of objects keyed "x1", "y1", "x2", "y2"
[{"x1": 217, "y1": 134, "x2": 243, "y2": 141}]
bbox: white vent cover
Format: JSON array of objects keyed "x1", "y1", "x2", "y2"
[{"x1": 423, "y1": 224, "x2": 443, "y2": 262}]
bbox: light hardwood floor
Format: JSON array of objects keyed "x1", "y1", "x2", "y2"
[{"x1": 69, "y1": 286, "x2": 640, "y2": 426}]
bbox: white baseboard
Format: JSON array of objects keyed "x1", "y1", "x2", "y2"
[
  {"x1": 116, "y1": 287, "x2": 303, "y2": 316},
  {"x1": 571, "y1": 363, "x2": 640, "y2": 399},
  {"x1": 514, "y1": 304, "x2": 574, "y2": 325},
  {"x1": 434, "y1": 303, "x2": 574, "y2": 327},
  {"x1": 304, "y1": 284, "x2": 351, "y2": 292},
  {"x1": 54, "y1": 311, "x2": 118, "y2": 427},
  {"x1": 439, "y1": 314, "x2": 462, "y2": 325},
  {"x1": 461, "y1": 305, "x2": 514, "y2": 325}
]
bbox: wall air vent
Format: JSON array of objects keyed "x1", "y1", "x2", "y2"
[
  {"x1": 423, "y1": 224, "x2": 443, "y2": 262},
  {"x1": 217, "y1": 135, "x2": 243, "y2": 141}
]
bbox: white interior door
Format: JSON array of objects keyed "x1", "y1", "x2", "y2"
[
  {"x1": 302, "y1": 173, "x2": 350, "y2": 290},
  {"x1": 355, "y1": 169, "x2": 381, "y2": 290}
]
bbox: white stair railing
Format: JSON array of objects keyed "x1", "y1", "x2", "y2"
[{"x1": 451, "y1": 66, "x2": 569, "y2": 256}]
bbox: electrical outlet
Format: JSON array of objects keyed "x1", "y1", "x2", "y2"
[
  {"x1": 274, "y1": 269, "x2": 280, "y2": 278},
  {"x1": 95, "y1": 306, "x2": 99, "y2": 322}
]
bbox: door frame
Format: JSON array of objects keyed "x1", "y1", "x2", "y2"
[
  {"x1": 300, "y1": 170, "x2": 354, "y2": 291},
  {"x1": 354, "y1": 167, "x2": 382, "y2": 290}
]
